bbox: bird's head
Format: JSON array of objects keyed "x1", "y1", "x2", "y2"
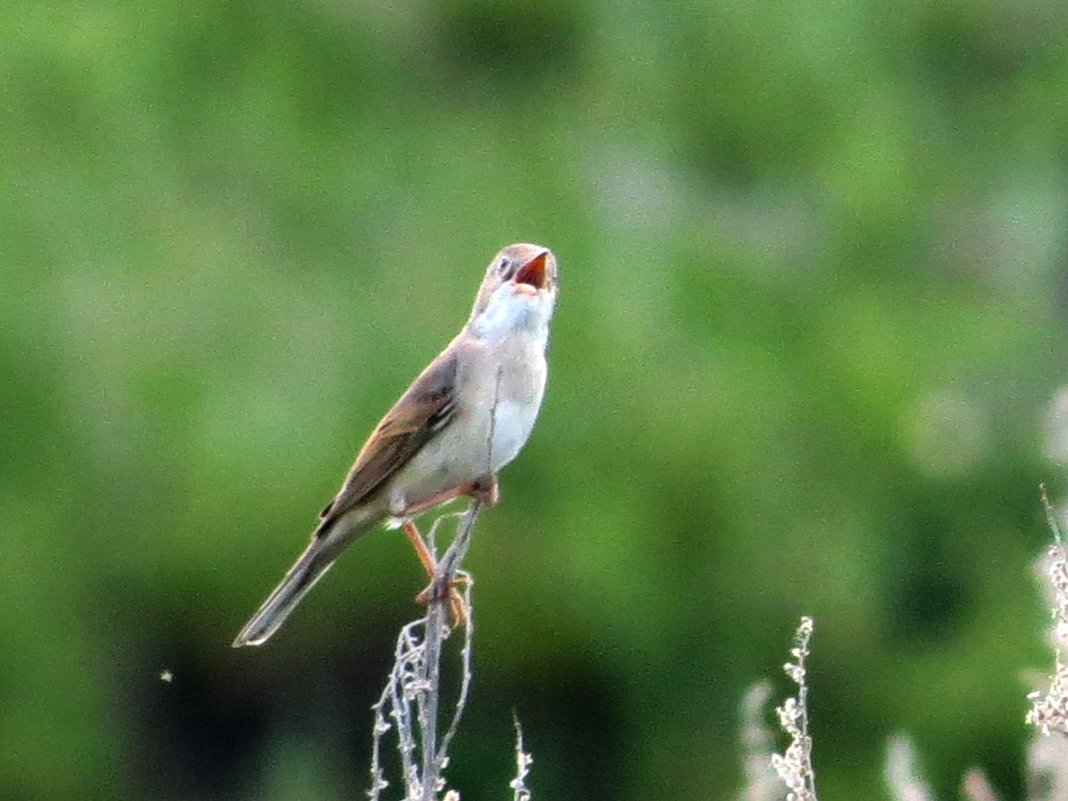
[{"x1": 468, "y1": 243, "x2": 558, "y2": 339}]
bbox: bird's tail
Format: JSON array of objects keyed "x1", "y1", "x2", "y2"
[
  {"x1": 231, "y1": 536, "x2": 339, "y2": 647},
  {"x1": 233, "y1": 509, "x2": 377, "y2": 648}
]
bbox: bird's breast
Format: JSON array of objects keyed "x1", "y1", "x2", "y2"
[
  {"x1": 487, "y1": 396, "x2": 541, "y2": 471},
  {"x1": 464, "y1": 333, "x2": 547, "y2": 474}
]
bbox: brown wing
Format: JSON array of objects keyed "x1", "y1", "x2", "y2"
[{"x1": 316, "y1": 348, "x2": 459, "y2": 532}]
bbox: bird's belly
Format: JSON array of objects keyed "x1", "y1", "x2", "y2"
[
  {"x1": 487, "y1": 398, "x2": 539, "y2": 472},
  {"x1": 385, "y1": 397, "x2": 540, "y2": 515}
]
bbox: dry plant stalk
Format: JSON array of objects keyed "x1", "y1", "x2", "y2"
[
  {"x1": 771, "y1": 616, "x2": 818, "y2": 801},
  {"x1": 1025, "y1": 487, "x2": 1068, "y2": 737},
  {"x1": 509, "y1": 713, "x2": 533, "y2": 801},
  {"x1": 1023, "y1": 486, "x2": 1068, "y2": 801},
  {"x1": 368, "y1": 504, "x2": 480, "y2": 801}
]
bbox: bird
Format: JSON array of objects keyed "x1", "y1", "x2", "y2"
[{"x1": 232, "y1": 243, "x2": 558, "y2": 647}]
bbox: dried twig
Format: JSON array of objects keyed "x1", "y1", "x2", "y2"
[
  {"x1": 509, "y1": 712, "x2": 533, "y2": 801},
  {"x1": 771, "y1": 616, "x2": 818, "y2": 801},
  {"x1": 1025, "y1": 486, "x2": 1068, "y2": 737},
  {"x1": 367, "y1": 505, "x2": 479, "y2": 801}
]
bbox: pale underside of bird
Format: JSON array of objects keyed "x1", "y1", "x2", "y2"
[{"x1": 232, "y1": 243, "x2": 558, "y2": 647}]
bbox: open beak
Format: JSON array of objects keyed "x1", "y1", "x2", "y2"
[{"x1": 513, "y1": 250, "x2": 549, "y2": 290}]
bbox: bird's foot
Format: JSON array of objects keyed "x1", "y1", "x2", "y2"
[
  {"x1": 415, "y1": 574, "x2": 470, "y2": 628},
  {"x1": 469, "y1": 474, "x2": 499, "y2": 508},
  {"x1": 403, "y1": 519, "x2": 469, "y2": 627}
]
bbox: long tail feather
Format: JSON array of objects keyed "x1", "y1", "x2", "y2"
[{"x1": 232, "y1": 537, "x2": 340, "y2": 647}]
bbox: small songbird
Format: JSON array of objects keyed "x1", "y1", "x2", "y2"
[{"x1": 232, "y1": 244, "x2": 558, "y2": 647}]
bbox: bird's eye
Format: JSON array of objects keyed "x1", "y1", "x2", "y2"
[
  {"x1": 497, "y1": 258, "x2": 510, "y2": 274},
  {"x1": 497, "y1": 258, "x2": 516, "y2": 279}
]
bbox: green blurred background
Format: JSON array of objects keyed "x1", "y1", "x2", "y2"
[{"x1": 3, "y1": 0, "x2": 1067, "y2": 798}]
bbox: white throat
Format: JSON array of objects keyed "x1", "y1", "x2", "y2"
[{"x1": 469, "y1": 286, "x2": 552, "y2": 344}]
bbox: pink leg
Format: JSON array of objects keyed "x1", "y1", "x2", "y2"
[
  {"x1": 401, "y1": 474, "x2": 499, "y2": 517},
  {"x1": 402, "y1": 518, "x2": 470, "y2": 627},
  {"x1": 398, "y1": 475, "x2": 498, "y2": 628},
  {"x1": 403, "y1": 520, "x2": 437, "y2": 579}
]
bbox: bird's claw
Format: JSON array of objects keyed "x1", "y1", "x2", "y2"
[{"x1": 415, "y1": 576, "x2": 469, "y2": 627}]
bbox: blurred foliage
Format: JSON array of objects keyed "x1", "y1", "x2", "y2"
[{"x1": 2, "y1": 0, "x2": 1068, "y2": 799}]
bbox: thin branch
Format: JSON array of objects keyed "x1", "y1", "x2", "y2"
[
  {"x1": 1041, "y1": 484, "x2": 1064, "y2": 546},
  {"x1": 770, "y1": 616, "x2": 818, "y2": 801},
  {"x1": 419, "y1": 502, "x2": 481, "y2": 801},
  {"x1": 510, "y1": 712, "x2": 533, "y2": 801},
  {"x1": 1026, "y1": 485, "x2": 1068, "y2": 737},
  {"x1": 367, "y1": 507, "x2": 479, "y2": 801}
]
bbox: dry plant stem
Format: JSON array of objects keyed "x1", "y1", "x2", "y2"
[
  {"x1": 510, "y1": 713, "x2": 533, "y2": 801},
  {"x1": 771, "y1": 616, "x2": 818, "y2": 801},
  {"x1": 419, "y1": 502, "x2": 480, "y2": 801},
  {"x1": 429, "y1": 504, "x2": 479, "y2": 771},
  {"x1": 367, "y1": 505, "x2": 479, "y2": 801},
  {"x1": 1026, "y1": 486, "x2": 1068, "y2": 737}
]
